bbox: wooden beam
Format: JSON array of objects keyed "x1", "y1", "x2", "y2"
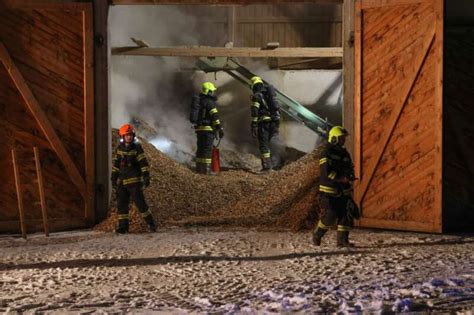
[
  {"x1": 112, "y1": 46, "x2": 343, "y2": 58},
  {"x1": 360, "y1": 0, "x2": 428, "y2": 9},
  {"x1": 227, "y1": 6, "x2": 236, "y2": 44},
  {"x1": 358, "y1": 217, "x2": 442, "y2": 233},
  {"x1": 353, "y1": 0, "x2": 362, "y2": 199},
  {"x1": 343, "y1": 0, "x2": 354, "y2": 156},
  {"x1": 0, "y1": 0, "x2": 92, "y2": 10},
  {"x1": 0, "y1": 41, "x2": 87, "y2": 199},
  {"x1": 184, "y1": 17, "x2": 343, "y2": 23},
  {"x1": 12, "y1": 149, "x2": 27, "y2": 240},
  {"x1": 0, "y1": 218, "x2": 89, "y2": 233},
  {"x1": 93, "y1": 0, "x2": 111, "y2": 224},
  {"x1": 34, "y1": 147, "x2": 49, "y2": 237},
  {"x1": 433, "y1": 0, "x2": 444, "y2": 232},
  {"x1": 356, "y1": 25, "x2": 436, "y2": 205},
  {"x1": 112, "y1": 0, "x2": 343, "y2": 4},
  {"x1": 83, "y1": 5, "x2": 95, "y2": 223}
]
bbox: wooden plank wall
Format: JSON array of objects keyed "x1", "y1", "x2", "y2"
[
  {"x1": 354, "y1": 0, "x2": 443, "y2": 232},
  {"x1": 235, "y1": 4, "x2": 341, "y2": 48},
  {"x1": 179, "y1": 4, "x2": 341, "y2": 47},
  {"x1": 442, "y1": 26, "x2": 474, "y2": 231},
  {"x1": 180, "y1": 3, "x2": 342, "y2": 69},
  {"x1": 0, "y1": 4, "x2": 94, "y2": 233}
]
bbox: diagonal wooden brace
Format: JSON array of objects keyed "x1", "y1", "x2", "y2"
[
  {"x1": 0, "y1": 41, "x2": 87, "y2": 199},
  {"x1": 356, "y1": 25, "x2": 436, "y2": 205}
]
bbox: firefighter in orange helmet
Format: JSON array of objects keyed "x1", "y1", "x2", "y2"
[{"x1": 111, "y1": 124, "x2": 156, "y2": 233}]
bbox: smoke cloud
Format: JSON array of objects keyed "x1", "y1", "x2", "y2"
[
  {"x1": 110, "y1": 5, "x2": 342, "y2": 164},
  {"x1": 110, "y1": 6, "x2": 202, "y2": 160}
]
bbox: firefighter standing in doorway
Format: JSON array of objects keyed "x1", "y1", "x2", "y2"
[
  {"x1": 312, "y1": 126, "x2": 360, "y2": 247},
  {"x1": 190, "y1": 82, "x2": 224, "y2": 175},
  {"x1": 111, "y1": 124, "x2": 157, "y2": 233},
  {"x1": 250, "y1": 76, "x2": 281, "y2": 171}
]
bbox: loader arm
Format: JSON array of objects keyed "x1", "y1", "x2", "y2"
[{"x1": 195, "y1": 57, "x2": 333, "y2": 137}]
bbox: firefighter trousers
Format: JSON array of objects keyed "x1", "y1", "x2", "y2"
[
  {"x1": 318, "y1": 194, "x2": 353, "y2": 230},
  {"x1": 258, "y1": 121, "x2": 278, "y2": 170},
  {"x1": 313, "y1": 194, "x2": 354, "y2": 246},
  {"x1": 117, "y1": 184, "x2": 153, "y2": 231},
  {"x1": 196, "y1": 130, "x2": 214, "y2": 169},
  {"x1": 257, "y1": 121, "x2": 273, "y2": 159}
]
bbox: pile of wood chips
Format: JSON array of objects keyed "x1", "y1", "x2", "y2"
[{"x1": 95, "y1": 131, "x2": 321, "y2": 233}]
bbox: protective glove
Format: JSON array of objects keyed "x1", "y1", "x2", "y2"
[
  {"x1": 218, "y1": 128, "x2": 224, "y2": 139},
  {"x1": 251, "y1": 125, "x2": 258, "y2": 139},
  {"x1": 346, "y1": 198, "x2": 360, "y2": 220},
  {"x1": 111, "y1": 180, "x2": 118, "y2": 191},
  {"x1": 143, "y1": 176, "x2": 150, "y2": 188},
  {"x1": 339, "y1": 176, "x2": 350, "y2": 184}
]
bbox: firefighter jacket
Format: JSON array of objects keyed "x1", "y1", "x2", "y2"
[
  {"x1": 193, "y1": 94, "x2": 223, "y2": 132},
  {"x1": 319, "y1": 143, "x2": 354, "y2": 197},
  {"x1": 111, "y1": 141, "x2": 150, "y2": 186},
  {"x1": 251, "y1": 84, "x2": 280, "y2": 128}
]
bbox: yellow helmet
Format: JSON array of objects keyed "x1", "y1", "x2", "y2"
[
  {"x1": 328, "y1": 126, "x2": 348, "y2": 144},
  {"x1": 202, "y1": 82, "x2": 217, "y2": 95},
  {"x1": 250, "y1": 76, "x2": 264, "y2": 89}
]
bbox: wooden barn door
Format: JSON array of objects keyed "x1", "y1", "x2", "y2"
[
  {"x1": 0, "y1": 2, "x2": 94, "y2": 232},
  {"x1": 353, "y1": 0, "x2": 443, "y2": 232}
]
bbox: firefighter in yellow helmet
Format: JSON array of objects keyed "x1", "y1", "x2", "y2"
[
  {"x1": 249, "y1": 76, "x2": 280, "y2": 171},
  {"x1": 189, "y1": 82, "x2": 224, "y2": 174},
  {"x1": 111, "y1": 124, "x2": 156, "y2": 233},
  {"x1": 312, "y1": 126, "x2": 359, "y2": 247}
]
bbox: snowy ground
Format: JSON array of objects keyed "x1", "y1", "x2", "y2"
[{"x1": 0, "y1": 228, "x2": 473, "y2": 314}]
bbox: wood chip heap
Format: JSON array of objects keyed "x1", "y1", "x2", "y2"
[{"x1": 95, "y1": 132, "x2": 321, "y2": 233}]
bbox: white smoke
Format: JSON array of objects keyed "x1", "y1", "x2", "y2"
[
  {"x1": 110, "y1": 6, "x2": 201, "y2": 159},
  {"x1": 109, "y1": 5, "x2": 342, "y2": 164}
]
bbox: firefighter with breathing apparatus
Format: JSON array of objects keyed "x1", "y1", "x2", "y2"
[
  {"x1": 190, "y1": 82, "x2": 225, "y2": 175},
  {"x1": 312, "y1": 126, "x2": 360, "y2": 247},
  {"x1": 249, "y1": 76, "x2": 281, "y2": 171}
]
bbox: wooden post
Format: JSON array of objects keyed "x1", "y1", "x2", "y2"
[
  {"x1": 93, "y1": 0, "x2": 111, "y2": 223},
  {"x1": 227, "y1": 6, "x2": 236, "y2": 44},
  {"x1": 343, "y1": 0, "x2": 355, "y2": 156},
  {"x1": 11, "y1": 149, "x2": 27, "y2": 239},
  {"x1": 34, "y1": 147, "x2": 49, "y2": 237},
  {"x1": 83, "y1": 4, "x2": 95, "y2": 223}
]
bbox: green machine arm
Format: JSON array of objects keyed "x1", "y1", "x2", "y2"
[{"x1": 195, "y1": 57, "x2": 333, "y2": 137}]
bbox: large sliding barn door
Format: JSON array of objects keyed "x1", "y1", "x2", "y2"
[
  {"x1": 354, "y1": 0, "x2": 443, "y2": 232},
  {"x1": 0, "y1": 3, "x2": 94, "y2": 232}
]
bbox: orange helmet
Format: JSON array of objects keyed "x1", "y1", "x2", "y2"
[{"x1": 119, "y1": 124, "x2": 135, "y2": 137}]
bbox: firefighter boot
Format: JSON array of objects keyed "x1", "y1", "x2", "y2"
[
  {"x1": 337, "y1": 231, "x2": 355, "y2": 247},
  {"x1": 143, "y1": 210, "x2": 156, "y2": 232},
  {"x1": 312, "y1": 227, "x2": 327, "y2": 246},
  {"x1": 144, "y1": 214, "x2": 157, "y2": 232},
  {"x1": 343, "y1": 231, "x2": 355, "y2": 247},
  {"x1": 261, "y1": 157, "x2": 273, "y2": 172},
  {"x1": 196, "y1": 162, "x2": 207, "y2": 174},
  {"x1": 115, "y1": 219, "x2": 129, "y2": 234}
]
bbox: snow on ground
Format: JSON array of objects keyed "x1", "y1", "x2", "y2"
[{"x1": 0, "y1": 228, "x2": 473, "y2": 314}]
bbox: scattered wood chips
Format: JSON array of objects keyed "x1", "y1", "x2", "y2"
[{"x1": 95, "y1": 131, "x2": 321, "y2": 233}]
